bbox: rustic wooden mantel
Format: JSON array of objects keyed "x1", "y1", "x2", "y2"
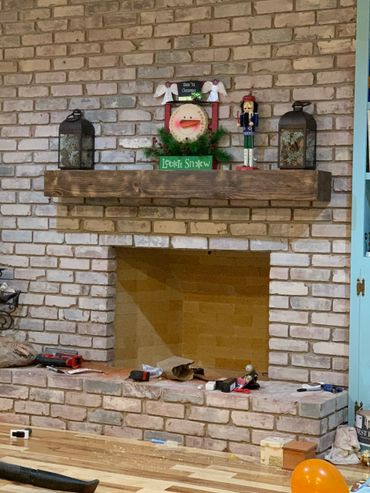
[{"x1": 44, "y1": 169, "x2": 331, "y2": 201}]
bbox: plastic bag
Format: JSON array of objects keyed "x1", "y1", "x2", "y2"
[
  {"x1": 325, "y1": 425, "x2": 360, "y2": 465},
  {"x1": 141, "y1": 364, "x2": 163, "y2": 378}
]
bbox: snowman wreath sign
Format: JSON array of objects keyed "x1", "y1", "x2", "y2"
[{"x1": 145, "y1": 80, "x2": 232, "y2": 168}]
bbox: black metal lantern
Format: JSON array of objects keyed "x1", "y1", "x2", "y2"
[
  {"x1": 278, "y1": 101, "x2": 316, "y2": 169},
  {"x1": 58, "y1": 109, "x2": 95, "y2": 169}
]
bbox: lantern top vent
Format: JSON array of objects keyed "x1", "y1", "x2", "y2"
[
  {"x1": 59, "y1": 109, "x2": 95, "y2": 135},
  {"x1": 279, "y1": 101, "x2": 316, "y2": 130},
  {"x1": 293, "y1": 101, "x2": 310, "y2": 111}
]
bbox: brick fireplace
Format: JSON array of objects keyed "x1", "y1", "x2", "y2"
[
  {"x1": 7, "y1": 207, "x2": 349, "y2": 387},
  {"x1": 12, "y1": 164, "x2": 349, "y2": 390},
  {"x1": 0, "y1": 0, "x2": 353, "y2": 454}
]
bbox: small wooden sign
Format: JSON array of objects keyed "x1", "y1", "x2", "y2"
[
  {"x1": 159, "y1": 155, "x2": 213, "y2": 171},
  {"x1": 177, "y1": 80, "x2": 203, "y2": 101}
]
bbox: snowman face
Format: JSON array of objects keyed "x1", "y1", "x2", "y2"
[{"x1": 169, "y1": 103, "x2": 208, "y2": 142}]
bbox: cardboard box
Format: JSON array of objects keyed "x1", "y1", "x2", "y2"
[
  {"x1": 356, "y1": 410, "x2": 370, "y2": 448},
  {"x1": 282, "y1": 440, "x2": 316, "y2": 470},
  {"x1": 260, "y1": 437, "x2": 292, "y2": 467}
]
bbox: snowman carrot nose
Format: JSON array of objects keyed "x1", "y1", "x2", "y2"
[{"x1": 179, "y1": 119, "x2": 200, "y2": 128}]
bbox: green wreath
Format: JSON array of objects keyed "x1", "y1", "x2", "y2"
[{"x1": 144, "y1": 127, "x2": 232, "y2": 163}]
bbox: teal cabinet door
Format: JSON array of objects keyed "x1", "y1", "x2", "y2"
[
  {"x1": 350, "y1": 269, "x2": 370, "y2": 414},
  {"x1": 358, "y1": 273, "x2": 370, "y2": 410}
]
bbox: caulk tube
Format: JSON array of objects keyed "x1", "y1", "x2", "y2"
[
  {"x1": 301, "y1": 383, "x2": 322, "y2": 391},
  {"x1": 0, "y1": 461, "x2": 99, "y2": 493}
]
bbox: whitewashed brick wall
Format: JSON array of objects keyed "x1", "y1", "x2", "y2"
[{"x1": 0, "y1": 0, "x2": 355, "y2": 386}]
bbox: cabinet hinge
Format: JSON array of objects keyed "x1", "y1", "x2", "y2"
[{"x1": 357, "y1": 278, "x2": 365, "y2": 296}]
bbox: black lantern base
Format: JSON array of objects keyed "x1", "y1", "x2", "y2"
[{"x1": 279, "y1": 164, "x2": 317, "y2": 170}]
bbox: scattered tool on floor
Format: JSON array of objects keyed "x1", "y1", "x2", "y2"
[
  {"x1": 10, "y1": 428, "x2": 32, "y2": 439},
  {"x1": 35, "y1": 348, "x2": 82, "y2": 369},
  {"x1": 46, "y1": 367, "x2": 104, "y2": 375},
  {"x1": 215, "y1": 378, "x2": 237, "y2": 393},
  {"x1": 297, "y1": 383, "x2": 343, "y2": 393},
  {"x1": 0, "y1": 461, "x2": 99, "y2": 493},
  {"x1": 321, "y1": 383, "x2": 343, "y2": 393},
  {"x1": 233, "y1": 386, "x2": 251, "y2": 394},
  {"x1": 205, "y1": 381, "x2": 216, "y2": 391},
  {"x1": 46, "y1": 365, "x2": 65, "y2": 374},
  {"x1": 129, "y1": 370, "x2": 150, "y2": 382},
  {"x1": 65, "y1": 368, "x2": 103, "y2": 375},
  {"x1": 297, "y1": 383, "x2": 322, "y2": 392}
]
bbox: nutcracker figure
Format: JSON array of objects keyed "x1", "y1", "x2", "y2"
[{"x1": 237, "y1": 93, "x2": 258, "y2": 168}]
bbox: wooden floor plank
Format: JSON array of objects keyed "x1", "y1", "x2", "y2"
[
  {"x1": 0, "y1": 486, "x2": 50, "y2": 493},
  {"x1": 0, "y1": 424, "x2": 368, "y2": 493}
]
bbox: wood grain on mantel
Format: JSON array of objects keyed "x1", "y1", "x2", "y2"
[{"x1": 44, "y1": 169, "x2": 331, "y2": 201}]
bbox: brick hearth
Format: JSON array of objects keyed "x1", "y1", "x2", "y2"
[{"x1": 0, "y1": 367, "x2": 347, "y2": 457}]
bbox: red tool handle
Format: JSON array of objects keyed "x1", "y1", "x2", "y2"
[{"x1": 35, "y1": 354, "x2": 82, "y2": 368}]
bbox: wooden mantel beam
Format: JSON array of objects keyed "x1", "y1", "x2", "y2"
[{"x1": 44, "y1": 169, "x2": 331, "y2": 202}]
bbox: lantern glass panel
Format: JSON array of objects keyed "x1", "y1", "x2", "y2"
[
  {"x1": 81, "y1": 135, "x2": 94, "y2": 169},
  {"x1": 279, "y1": 128, "x2": 305, "y2": 169},
  {"x1": 59, "y1": 134, "x2": 81, "y2": 169},
  {"x1": 306, "y1": 129, "x2": 316, "y2": 169}
]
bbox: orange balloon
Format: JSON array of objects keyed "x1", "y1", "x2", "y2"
[{"x1": 291, "y1": 459, "x2": 348, "y2": 493}]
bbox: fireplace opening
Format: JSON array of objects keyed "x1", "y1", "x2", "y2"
[{"x1": 114, "y1": 248, "x2": 270, "y2": 376}]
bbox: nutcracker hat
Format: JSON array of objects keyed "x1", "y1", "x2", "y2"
[{"x1": 242, "y1": 94, "x2": 256, "y2": 102}]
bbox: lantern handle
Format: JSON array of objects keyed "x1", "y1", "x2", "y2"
[
  {"x1": 292, "y1": 101, "x2": 311, "y2": 111},
  {"x1": 66, "y1": 109, "x2": 83, "y2": 121}
]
